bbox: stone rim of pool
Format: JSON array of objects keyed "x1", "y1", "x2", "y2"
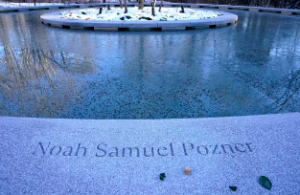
[
  {"x1": 1, "y1": 112, "x2": 300, "y2": 194},
  {"x1": 40, "y1": 8, "x2": 238, "y2": 30}
]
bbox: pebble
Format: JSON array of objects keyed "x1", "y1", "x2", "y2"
[{"x1": 184, "y1": 167, "x2": 192, "y2": 175}]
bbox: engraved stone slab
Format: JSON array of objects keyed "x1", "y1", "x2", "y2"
[{"x1": 1, "y1": 113, "x2": 300, "y2": 194}]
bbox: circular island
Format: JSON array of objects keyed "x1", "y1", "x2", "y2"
[{"x1": 40, "y1": 6, "x2": 238, "y2": 31}]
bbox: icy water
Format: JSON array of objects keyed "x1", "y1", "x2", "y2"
[{"x1": 0, "y1": 9, "x2": 299, "y2": 119}]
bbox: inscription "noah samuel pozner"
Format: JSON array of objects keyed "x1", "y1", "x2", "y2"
[{"x1": 32, "y1": 142, "x2": 253, "y2": 158}]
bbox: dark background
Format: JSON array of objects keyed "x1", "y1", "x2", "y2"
[
  {"x1": 168, "y1": 0, "x2": 300, "y2": 9},
  {"x1": 1, "y1": 0, "x2": 300, "y2": 9}
]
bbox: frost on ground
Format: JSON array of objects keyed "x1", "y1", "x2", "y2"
[
  {"x1": 0, "y1": 1, "x2": 63, "y2": 7},
  {"x1": 60, "y1": 7, "x2": 223, "y2": 21}
]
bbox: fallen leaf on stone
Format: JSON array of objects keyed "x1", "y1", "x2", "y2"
[
  {"x1": 259, "y1": 176, "x2": 272, "y2": 190},
  {"x1": 229, "y1": 186, "x2": 237, "y2": 192},
  {"x1": 159, "y1": 173, "x2": 166, "y2": 181}
]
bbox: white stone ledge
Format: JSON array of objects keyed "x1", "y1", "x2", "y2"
[
  {"x1": 40, "y1": 9, "x2": 238, "y2": 31},
  {"x1": 123, "y1": 21, "x2": 158, "y2": 28},
  {"x1": 157, "y1": 21, "x2": 191, "y2": 28}
]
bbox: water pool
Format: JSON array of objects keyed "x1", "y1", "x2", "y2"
[{"x1": 0, "y1": 9, "x2": 299, "y2": 119}]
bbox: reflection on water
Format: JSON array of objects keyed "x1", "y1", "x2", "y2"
[
  {"x1": 0, "y1": 47, "x2": 96, "y2": 117},
  {"x1": 0, "y1": 10, "x2": 299, "y2": 119}
]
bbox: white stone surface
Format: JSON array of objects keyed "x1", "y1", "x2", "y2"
[
  {"x1": 59, "y1": 7, "x2": 222, "y2": 22},
  {"x1": 0, "y1": 113, "x2": 300, "y2": 194}
]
